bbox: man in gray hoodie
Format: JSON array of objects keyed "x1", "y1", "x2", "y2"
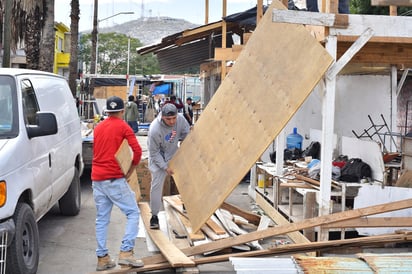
[
  {"x1": 124, "y1": 95, "x2": 139, "y2": 134},
  {"x1": 147, "y1": 103, "x2": 190, "y2": 229}
]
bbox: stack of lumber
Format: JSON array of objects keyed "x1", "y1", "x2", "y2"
[{"x1": 90, "y1": 197, "x2": 412, "y2": 274}]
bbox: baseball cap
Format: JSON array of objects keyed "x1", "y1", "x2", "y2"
[
  {"x1": 105, "y1": 96, "x2": 124, "y2": 112},
  {"x1": 187, "y1": 97, "x2": 192, "y2": 101},
  {"x1": 161, "y1": 103, "x2": 177, "y2": 116}
]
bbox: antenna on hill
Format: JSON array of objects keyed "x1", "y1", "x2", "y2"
[{"x1": 141, "y1": 0, "x2": 144, "y2": 18}]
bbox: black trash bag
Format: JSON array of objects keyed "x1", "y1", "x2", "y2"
[
  {"x1": 270, "y1": 148, "x2": 302, "y2": 163},
  {"x1": 340, "y1": 158, "x2": 372, "y2": 182},
  {"x1": 302, "y1": 141, "x2": 321, "y2": 160}
]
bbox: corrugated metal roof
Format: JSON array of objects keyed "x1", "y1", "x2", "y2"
[
  {"x1": 295, "y1": 256, "x2": 374, "y2": 273},
  {"x1": 357, "y1": 253, "x2": 412, "y2": 273},
  {"x1": 230, "y1": 257, "x2": 303, "y2": 274},
  {"x1": 230, "y1": 253, "x2": 412, "y2": 273}
]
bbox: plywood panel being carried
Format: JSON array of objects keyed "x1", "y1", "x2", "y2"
[{"x1": 169, "y1": 0, "x2": 333, "y2": 232}]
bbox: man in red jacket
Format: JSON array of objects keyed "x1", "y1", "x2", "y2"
[{"x1": 91, "y1": 96, "x2": 144, "y2": 271}]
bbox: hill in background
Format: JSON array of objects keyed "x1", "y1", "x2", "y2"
[{"x1": 97, "y1": 16, "x2": 199, "y2": 46}]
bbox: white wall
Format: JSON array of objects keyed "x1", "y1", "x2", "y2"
[{"x1": 261, "y1": 74, "x2": 393, "y2": 162}]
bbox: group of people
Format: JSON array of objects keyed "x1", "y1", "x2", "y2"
[
  {"x1": 155, "y1": 95, "x2": 196, "y2": 126},
  {"x1": 91, "y1": 95, "x2": 191, "y2": 271}
]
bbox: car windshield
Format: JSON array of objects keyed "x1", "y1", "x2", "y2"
[{"x1": 0, "y1": 76, "x2": 18, "y2": 138}]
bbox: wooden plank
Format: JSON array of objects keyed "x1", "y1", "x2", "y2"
[
  {"x1": 115, "y1": 139, "x2": 132, "y2": 175},
  {"x1": 322, "y1": 217, "x2": 412, "y2": 228},
  {"x1": 214, "y1": 47, "x2": 241, "y2": 61},
  {"x1": 126, "y1": 169, "x2": 141, "y2": 202},
  {"x1": 205, "y1": 218, "x2": 226, "y2": 235},
  {"x1": 169, "y1": 1, "x2": 333, "y2": 233},
  {"x1": 138, "y1": 202, "x2": 195, "y2": 267},
  {"x1": 256, "y1": 192, "x2": 314, "y2": 256},
  {"x1": 221, "y1": 202, "x2": 261, "y2": 226}
]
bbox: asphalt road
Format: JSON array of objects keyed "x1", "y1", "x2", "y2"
[{"x1": 36, "y1": 135, "x2": 245, "y2": 273}]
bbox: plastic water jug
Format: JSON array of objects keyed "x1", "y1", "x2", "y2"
[{"x1": 286, "y1": 127, "x2": 303, "y2": 150}]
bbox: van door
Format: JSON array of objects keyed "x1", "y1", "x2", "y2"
[{"x1": 21, "y1": 79, "x2": 52, "y2": 217}]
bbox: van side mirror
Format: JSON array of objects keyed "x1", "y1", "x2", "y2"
[{"x1": 27, "y1": 112, "x2": 58, "y2": 139}]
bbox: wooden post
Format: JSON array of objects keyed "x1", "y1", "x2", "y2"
[{"x1": 303, "y1": 191, "x2": 317, "y2": 241}]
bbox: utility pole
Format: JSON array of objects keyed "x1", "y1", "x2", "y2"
[
  {"x1": 90, "y1": 0, "x2": 98, "y2": 74},
  {"x1": 2, "y1": 0, "x2": 12, "y2": 67}
]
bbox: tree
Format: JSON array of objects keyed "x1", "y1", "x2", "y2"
[
  {"x1": 79, "y1": 32, "x2": 160, "y2": 75},
  {"x1": 39, "y1": 0, "x2": 55, "y2": 72},
  {"x1": 69, "y1": 0, "x2": 80, "y2": 96},
  {"x1": 12, "y1": 0, "x2": 44, "y2": 69},
  {"x1": 350, "y1": 0, "x2": 412, "y2": 15}
]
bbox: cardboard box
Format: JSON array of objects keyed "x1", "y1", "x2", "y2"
[{"x1": 135, "y1": 158, "x2": 176, "y2": 202}]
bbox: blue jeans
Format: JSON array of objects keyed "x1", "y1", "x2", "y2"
[
  {"x1": 92, "y1": 178, "x2": 140, "y2": 257},
  {"x1": 127, "y1": 121, "x2": 139, "y2": 133}
]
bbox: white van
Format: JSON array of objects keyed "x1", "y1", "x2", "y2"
[{"x1": 0, "y1": 69, "x2": 84, "y2": 274}]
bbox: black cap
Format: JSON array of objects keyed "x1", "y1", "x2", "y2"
[
  {"x1": 106, "y1": 96, "x2": 124, "y2": 112},
  {"x1": 161, "y1": 103, "x2": 177, "y2": 117},
  {"x1": 187, "y1": 97, "x2": 192, "y2": 101}
]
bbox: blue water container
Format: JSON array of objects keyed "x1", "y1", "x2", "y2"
[{"x1": 286, "y1": 127, "x2": 303, "y2": 150}]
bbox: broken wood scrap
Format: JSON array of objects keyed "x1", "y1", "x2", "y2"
[
  {"x1": 295, "y1": 174, "x2": 340, "y2": 189},
  {"x1": 206, "y1": 217, "x2": 227, "y2": 235},
  {"x1": 221, "y1": 201, "x2": 261, "y2": 226},
  {"x1": 163, "y1": 201, "x2": 191, "y2": 249},
  {"x1": 256, "y1": 193, "x2": 314, "y2": 256},
  {"x1": 140, "y1": 197, "x2": 412, "y2": 267},
  {"x1": 215, "y1": 209, "x2": 262, "y2": 250},
  {"x1": 163, "y1": 195, "x2": 206, "y2": 241},
  {"x1": 182, "y1": 198, "x2": 412, "y2": 261},
  {"x1": 233, "y1": 214, "x2": 258, "y2": 230},
  {"x1": 90, "y1": 233, "x2": 412, "y2": 274},
  {"x1": 138, "y1": 202, "x2": 195, "y2": 267}
]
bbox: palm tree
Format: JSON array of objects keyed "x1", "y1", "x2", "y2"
[
  {"x1": 69, "y1": 0, "x2": 80, "y2": 96},
  {"x1": 13, "y1": 0, "x2": 44, "y2": 69},
  {"x1": 39, "y1": 0, "x2": 55, "y2": 72}
]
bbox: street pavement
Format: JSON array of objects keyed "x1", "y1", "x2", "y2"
[{"x1": 36, "y1": 136, "x2": 251, "y2": 273}]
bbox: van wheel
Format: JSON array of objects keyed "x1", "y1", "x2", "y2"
[
  {"x1": 7, "y1": 203, "x2": 39, "y2": 274},
  {"x1": 59, "y1": 167, "x2": 81, "y2": 216}
]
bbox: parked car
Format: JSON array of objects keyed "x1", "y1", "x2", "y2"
[{"x1": 0, "y1": 69, "x2": 84, "y2": 274}]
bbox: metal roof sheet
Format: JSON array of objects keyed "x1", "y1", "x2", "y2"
[{"x1": 230, "y1": 253, "x2": 412, "y2": 273}]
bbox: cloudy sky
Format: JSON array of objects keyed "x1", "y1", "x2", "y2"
[{"x1": 55, "y1": 0, "x2": 260, "y2": 31}]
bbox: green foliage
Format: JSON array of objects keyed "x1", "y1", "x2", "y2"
[
  {"x1": 350, "y1": 0, "x2": 412, "y2": 15},
  {"x1": 79, "y1": 32, "x2": 160, "y2": 75}
]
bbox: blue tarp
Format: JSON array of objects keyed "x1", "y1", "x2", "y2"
[{"x1": 152, "y1": 83, "x2": 171, "y2": 95}]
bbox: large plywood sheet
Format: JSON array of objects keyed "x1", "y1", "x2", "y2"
[{"x1": 169, "y1": 0, "x2": 333, "y2": 232}]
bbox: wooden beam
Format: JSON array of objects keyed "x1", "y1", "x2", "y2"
[
  {"x1": 327, "y1": 27, "x2": 374, "y2": 81},
  {"x1": 337, "y1": 42, "x2": 412, "y2": 66},
  {"x1": 138, "y1": 202, "x2": 195, "y2": 267},
  {"x1": 214, "y1": 47, "x2": 242, "y2": 61},
  {"x1": 371, "y1": 0, "x2": 412, "y2": 6},
  {"x1": 323, "y1": 217, "x2": 412, "y2": 228},
  {"x1": 272, "y1": 9, "x2": 349, "y2": 28}
]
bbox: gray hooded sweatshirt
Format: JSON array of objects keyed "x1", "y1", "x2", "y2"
[{"x1": 147, "y1": 113, "x2": 190, "y2": 172}]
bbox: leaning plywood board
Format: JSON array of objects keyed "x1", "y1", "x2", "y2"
[{"x1": 169, "y1": 0, "x2": 334, "y2": 232}]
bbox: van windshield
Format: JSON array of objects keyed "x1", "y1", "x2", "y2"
[{"x1": 0, "y1": 76, "x2": 18, "y2": 138}]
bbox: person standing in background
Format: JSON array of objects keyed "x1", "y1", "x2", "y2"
[
  {"x1": 92, "y1": 96, "x2": 144, "y2": 271},
  {"x1": 183, "y1": 97, "x2": 194, "y2": 126},
  {"x1": 147, "y1": 103, "x2": 190, "y2": 229},
  {"x1": 124, "y1": 95, "x2": 139, "y2": 134}
]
